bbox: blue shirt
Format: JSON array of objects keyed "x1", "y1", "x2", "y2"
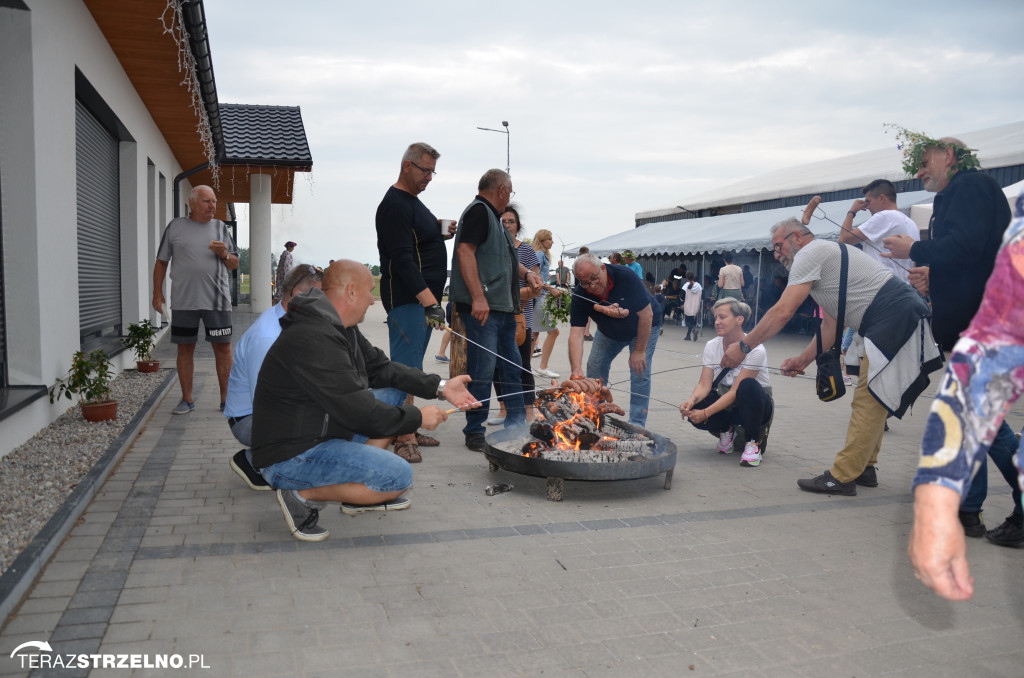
[
  {"x1": 223, "y1": 303, "x2": 286, "y2": 418},
  {"x1": 570, "y1": 264, "x2": 661, "y2": 342},
  {"x1": 627, "y1": 261, "x2": 643, "y2": 278}
]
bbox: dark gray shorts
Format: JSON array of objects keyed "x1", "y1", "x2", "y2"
[{"x1": 171, "y1": 309, "x2": 233, "y2": 344}]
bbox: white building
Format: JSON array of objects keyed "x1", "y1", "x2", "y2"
[{"x1": 0, "y1": 0, "x2": 311, "y2": 459}]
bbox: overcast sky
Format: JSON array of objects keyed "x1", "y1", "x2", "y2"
[{"x1": 201, "y1": 0, "x2": 1024, "y2": 268}]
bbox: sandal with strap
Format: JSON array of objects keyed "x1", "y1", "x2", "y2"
[
  {"x1": 393, "y1": 440, "x2": 422, "y2": 463},
  {"x1": 416, "y1": 432, "x2": 440, "y2": 447}
]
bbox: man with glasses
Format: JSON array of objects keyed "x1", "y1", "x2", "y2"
[
  {"x1": 449, "y1": 169, "x2": 543, "y2": 451},
  {"x1": 224, "y1": 264, "x2": 323, "y2": 490},
  {"x1": 721, "y1": 218, "x2": 941, "y2": 496},
  {"x1": 567, "y1": 253, "x2": 662, "y2": 426},
  {"x1": 376, "y1": 142, "x2": 454, "y2": 463}
]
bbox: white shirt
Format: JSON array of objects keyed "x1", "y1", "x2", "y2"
[
  {"x1": 854, "y1": 210, "x2": 919, "y2": 282},
  {"x1": 702, "y1": 335, "x2": 771, "y2": 388}
]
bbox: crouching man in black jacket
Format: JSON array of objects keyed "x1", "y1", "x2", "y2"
[{"x1": 252, "y1": 260, "x2": 479, "y2": 541}]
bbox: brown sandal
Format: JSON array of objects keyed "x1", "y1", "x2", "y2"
[
  {"x1": 415, "y1": 432, "x2": 440, "y2": 447},
  {"x1": 393, "y1": 440, "x2": 422, "y2": 463}
]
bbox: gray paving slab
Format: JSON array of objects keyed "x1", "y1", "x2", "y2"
[{"x1": 2, "y1": 303, "x2": 1024, "y2": 677}]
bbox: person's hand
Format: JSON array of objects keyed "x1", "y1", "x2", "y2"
[
  {"x1": 628, "y1": 349, "x2": 646, "y2": 375},
  {"x1": 595, "y1": 303, "x2": 629, "y2": 319},
  {"x1": 779, "y1": 357, "x2": 805, "y2": 377},
  {"x1": 849, "y1": 198, "x2": 867, "y2": 215},
  {"x1": 909, "y1": 484, "x2": 975, "y2": 601},
  {"x1": 152, "y1": 292, "x2": 165, "y2": 314},
  {"x1": 525, "y1": 271, "x2": 543, "y2": 294},
  {"x1": 678, "y1": 397, "x2": 697, "y2": 419},
  {"x1": 471, "y1": 297, "x2": 490, "y2": 325},
  {"x1": 209, "y1": 240, "x2": 229, "y2": 260},
  {"x1": 441, "y1": 375, "x2": 480, "y2": 410},
  {"x1": 882, "y1": 233, "x2": 914, "y2": 259},
  {"x1": 418, "y1": 405, "x2": 449, "y2": 431},
  {"x1": 425, "y1": 304, "x2": 446, "y2": 330},
  {"x1": 721, "y1": 342, "x2": 744, "y2": 369},
  {"x1": 444, "y1": 219, "x2": 458, "y2": 238},
  {"x1": 908, "y1": 266, "x2": 930, "y2": 296}
]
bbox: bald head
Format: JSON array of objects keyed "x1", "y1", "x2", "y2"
[{"x1": 323, "y1": 260, "x2": 375, "y2": 326}]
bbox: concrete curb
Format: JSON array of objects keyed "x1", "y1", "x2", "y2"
[{"x1": 0, "y1": 369, "x2": 177, "y2": 624}]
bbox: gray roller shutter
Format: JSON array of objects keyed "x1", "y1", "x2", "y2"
[{"x1": 75, "y1": 99, "x2": 121, "y2": 340}]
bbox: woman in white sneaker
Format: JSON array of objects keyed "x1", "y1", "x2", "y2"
[
  {"x1": 531, "y1": 229, "x2": 562, "y2": 379},
  {"x1": 679, "y1": 298, "x2": 773, "y2": 467}
]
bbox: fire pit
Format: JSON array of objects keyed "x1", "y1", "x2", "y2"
[{"x1": 484, "y1": 387, "x2": 677, "y2": 501}]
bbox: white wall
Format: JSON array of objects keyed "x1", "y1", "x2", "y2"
[{"x1": 0, "y1": 1, "x2": 187, "y2": 459}]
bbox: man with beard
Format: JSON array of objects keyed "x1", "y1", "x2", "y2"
[{"x1": 720, "y1": 217, "x2": 942, "y2": 495}]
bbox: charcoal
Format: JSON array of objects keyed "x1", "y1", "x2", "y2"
[{"x1": 530, "y1": 421, "x2": 555, "y2": 446}]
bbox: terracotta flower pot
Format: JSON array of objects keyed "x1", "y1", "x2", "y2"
[
  {"x1": 81, "y1": 400, "x2": 117, "y2": 422},
  {"x1": 137, "y1": 360, "x2": 160, "y2": 373}
]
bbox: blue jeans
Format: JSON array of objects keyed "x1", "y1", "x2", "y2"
[
  {"x1": 388, "y1": 303, "x2": 432, "y2": 371},
  {"x1": 961, "y1": 421, "x2": 1022, "y2": 516},
  {"x1": 586, "y1": 326, "x2": 659, "y2": 427},
  {"x1": 258, "y1": 387, "x2": 410, "y2": 491},
  {"x1": 462, "y1": 309, "x2": 526, "y2": 435}
]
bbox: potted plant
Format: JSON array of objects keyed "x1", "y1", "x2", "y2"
[
  {"x1": 49, "y1": 349, "x2": 118, "y2": 422},
  {"x1": 124, "y1": 319, "x2": 160, "y2": 372}
]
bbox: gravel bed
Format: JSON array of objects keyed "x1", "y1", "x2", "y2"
[{"x1": 0, "y1": 370, "x2": 168, "y2": 575}]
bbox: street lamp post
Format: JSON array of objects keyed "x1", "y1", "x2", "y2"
[{"x1": 476, "y1": 120, "x2": 510, "y2": 174}]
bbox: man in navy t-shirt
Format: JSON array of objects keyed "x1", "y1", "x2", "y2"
[{"x1": 568, "y1": 253, "x2": 662, "y2": 426}]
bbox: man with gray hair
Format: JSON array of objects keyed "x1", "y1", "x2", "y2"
[
  {"x1": 375, "y1": 142, "x2": 454, "y2": 463},
  {"x1": 567, "y1": 252, "x2": 662, "y2": 426},
  {"x1": 720, "y1": 217, "x2": 941, "y2": 496},
  {"x1": 449, "y1": 169, "x2": 543, "y2": 451},
  {"x1": 153, "y1": 184, "x2": 238, "y2": 415},
  {"x1": 224, "y1": 263, "x2": 323, "y2": 490}
]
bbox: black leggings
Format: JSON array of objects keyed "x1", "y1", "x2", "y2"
[
  {"x1": 494, "y1": 330, "x2": 534, "y2": 405},
  {"x1": 706, "y1": 379, "x2": 772, "y2": 441}
]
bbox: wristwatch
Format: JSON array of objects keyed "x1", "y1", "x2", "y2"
[
  {"x1": 739, "y1": 340, "x2": 752, "y2": 354},
  {"x1": 436, "y1": 379, "x2": 446, "y2": 399}
]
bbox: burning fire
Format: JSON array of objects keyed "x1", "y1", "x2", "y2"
[{"x1": 528, "y1": 389, "x2": 621, "y2": 454}]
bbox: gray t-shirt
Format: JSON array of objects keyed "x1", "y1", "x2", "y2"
[
  {"x1": 156, "y1": 217, "x2": 237, "y2": 311},
  {"x1": 787, "y1": 239, "x2": 892, "y2": 330}
]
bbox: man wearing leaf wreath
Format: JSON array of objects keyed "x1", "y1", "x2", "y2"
[{"x1": 883, "y1": 132, "x2": 1016, "y2": 544}]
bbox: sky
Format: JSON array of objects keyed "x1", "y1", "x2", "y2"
[{"x1": 201, "y1": 0, "x2": 1024, "y2": 269}]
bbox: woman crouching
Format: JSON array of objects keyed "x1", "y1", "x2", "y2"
[{"x1": 679, "y1": 298, "x2": 773, "y2": 467}]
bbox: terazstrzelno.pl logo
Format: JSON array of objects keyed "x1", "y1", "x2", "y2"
[{"x1": 9, "y1": 641, "x2": 210, "y2": 670}]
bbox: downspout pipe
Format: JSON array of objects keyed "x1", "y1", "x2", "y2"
[{"x1": 173, "y1": 162, "x2": 210, "y2": 218}]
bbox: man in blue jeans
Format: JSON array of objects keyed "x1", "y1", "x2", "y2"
[
  {"x1": 449, "y1": 169, "x2": 544, "y2": 451},
  {"x1": 251, "y1": 261, "x2": 479, "y2": 541},
  {"x1": 567, "y1": 253, "x2": 662, "y2": 427}
]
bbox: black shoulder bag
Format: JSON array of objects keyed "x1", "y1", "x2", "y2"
[{"x1": 814, "y1": 243, "x2": 848, "y2": 402}]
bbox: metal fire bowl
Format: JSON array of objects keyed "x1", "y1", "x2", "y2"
[{"x1": 484, "y1": 417, "x2": 677, "y2": 501}]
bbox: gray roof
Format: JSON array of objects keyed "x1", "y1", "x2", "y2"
[{"x1": 219, "y1": 104, "x2": 312, "y2": 167}]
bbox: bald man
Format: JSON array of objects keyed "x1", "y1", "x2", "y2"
[{"x1": 251, "y1": 260, "x2": 479, "y2": 542}]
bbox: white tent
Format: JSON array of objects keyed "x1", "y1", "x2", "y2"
[{"x1": 567, "y1": 191, "x2": 934, "y2": 258}]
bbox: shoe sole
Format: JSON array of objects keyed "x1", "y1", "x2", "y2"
[
  {"x1": 229, "y1": 455, "x2": 271, "y2": 491},
  {"x1": 855, "y1": 479, "x2": 878, "y2": 487},
  {"x1": 171, "y1": 406, "x2": 194, "y2": 415},
  {"x1": 277, "y1": 491, "x2": 329, "y2": 542},
  {"x1": 740, "y1": 458, "x2": 761, "y2": 467},
  {"x1": 797, "y1": 482, "x2": 856, "y2": 496},
  {"x1": 984, "y1": 534, "x2": 1024, "y2": 547},
  {"x1": 341, "y1": 497, "x2": 412, "y2": 514}
]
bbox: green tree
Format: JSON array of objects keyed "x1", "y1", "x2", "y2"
[{"x1": 237, "y1": 247, "x2": 250, "y2": 275}]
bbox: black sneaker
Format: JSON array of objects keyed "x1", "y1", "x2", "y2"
[
  {"x1": 230, "y1": 449, "x2": 271, "y2": 491},
  {"x1": 465, "y1": 432, "x2": 488, "y2": 452},
  {"x1": 958, "y1": 510, "x2": 986, "y2": 538},
  {"x1": 277, "y1": 489, "x2": 329, "y2": 542},
  {"x1": 797, "y1": 470, "x2": 856, "y2": 496},
  {"x1": 855, "y1": 465, "x2": 878, "y2": 488},
  {"x1": 984, "y1": 514, "x2": 1024, "y2": 547}
]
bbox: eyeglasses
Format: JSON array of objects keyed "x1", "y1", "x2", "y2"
[
  {"x1": 501, "y1": 184, "x2": 516, "y2": 198},
  {"x1": 772, "y1": 231, "x2": 799, "y2": 253},
  {"x1": 409, "y1": 160, "x2": 437, "y2": 176},
  {"x1": 289, "y1": 265, "x2": 323, "y2": 296},
  {"x1": 579, "y1": 274, "x2": 603, "y2": 288},
  {"x1": 501, "y1": 218, "x2": 517, "y2": 225}
]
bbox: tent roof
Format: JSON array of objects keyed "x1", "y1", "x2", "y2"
[
  {"x1": 637, "y1": 120, "x2": 1024, "y2": 221},
  {"x1": 570, "y1": 191, "x2": 933, "y2": 258}
]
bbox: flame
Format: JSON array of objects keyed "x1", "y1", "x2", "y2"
[{"x1": 544, "y1": 391, "x2": 619, "y2": 452}]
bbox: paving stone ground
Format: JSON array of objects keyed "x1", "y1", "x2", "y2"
[{"x1": 2, "y1": 302, "x2": 1022, "y2": 677}]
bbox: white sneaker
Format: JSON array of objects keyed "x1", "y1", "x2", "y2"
[
  {"x1": 717, "y1": 429, "x2": 735, "y2": 453},
  {"x1": 486, "y1": 416, "x2": 505, "y2": 426},
  {"x1": 740, "y1": 442, "x2": 762, "y2": 467},
  {"x1": 534, "y1": 367, "x2": 560, "y2": 379}
]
